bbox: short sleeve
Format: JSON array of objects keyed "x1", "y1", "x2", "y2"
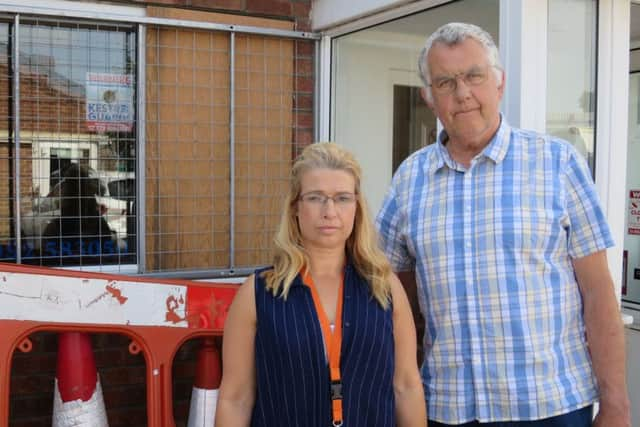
[
  {"x1": 563, "y1": 146, "x2": 615, "y2": 258},
  {"x1": 376, "y1": 180, "x2": 415, "y2": 272}
]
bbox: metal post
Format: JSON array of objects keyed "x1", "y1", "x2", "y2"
[
  {"x1": 136, "y1": 23, "x2": 147, "y2": 273},
  {"x1": 12, "y1": 14, "x2": 20, "y2": 264},
  {"x1": 229, "y1": 31, "x2": 236, "y2": 270},
  {"x1": 314, "y1": 39, "x2": 320, "y2": 142}
]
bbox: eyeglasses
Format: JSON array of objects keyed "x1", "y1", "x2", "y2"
[
  {"x1": 428, "y1": 65, "x2": 497, "y2": 95},
  {"x1": 298, "y1": 191, "x2": 357, "y2": 208}
]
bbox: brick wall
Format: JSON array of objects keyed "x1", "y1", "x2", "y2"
[
  {"x1": 8, "y1": 1, "x2": 313, "y2": 425},
  {"x1": 0, "y1": 63, "x2": 89, "y2": 239}
]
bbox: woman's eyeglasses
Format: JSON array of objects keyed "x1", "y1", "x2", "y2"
[{"x1": 298, "y1": 192, "x2": 357, "y2": 208}]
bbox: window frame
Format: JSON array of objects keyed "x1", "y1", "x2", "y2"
[
  {"x1": 2, "y1": 0, "x2": 320, "y2": 278},
  {"x1": 320, "y1": 0, "x2": 630, "y2": 295}
]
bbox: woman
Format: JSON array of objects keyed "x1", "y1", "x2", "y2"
[{"x1": 216, "y1": 142, "x2": 426, "y2": 426}]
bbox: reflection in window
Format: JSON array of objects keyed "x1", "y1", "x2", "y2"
[
  {"x1": 331, "y1": 0, "x2": 499, "y2": 213},
  {"x1": 0, "y1": 23, "x2": 12, "y2": 262},
  {"x1": 392, "y1": 85, "x2": 437, "y2": 173},
  {"x1": 546, "y1": 0, "x2": 597, "y2": 172},
  {"x1": 0, "y1": 20, "x2": 137, "y2": 267}
]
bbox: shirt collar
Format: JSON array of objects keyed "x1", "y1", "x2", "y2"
[{"x1": 430, "y1": 114, "x2": 511, "y2": 174}]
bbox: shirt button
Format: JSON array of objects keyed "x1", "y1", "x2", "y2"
[{"x1": 466, "y1": 242, "x2": 471, "y2": 248}]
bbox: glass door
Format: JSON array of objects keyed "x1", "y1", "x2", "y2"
[{"x1": 623, "y1": 69, "x2": 640, "y2": 305}]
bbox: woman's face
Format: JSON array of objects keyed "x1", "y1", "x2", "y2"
[{"x1": 296, "y1": 168, "x2": 357, "y2": 252}]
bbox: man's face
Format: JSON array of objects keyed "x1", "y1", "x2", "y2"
[{"x1": 423, "y1": 38, "x2": 504, "y2": 149}]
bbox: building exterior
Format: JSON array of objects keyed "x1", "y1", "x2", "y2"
[
  {"x1": 0, "y1": 0, "x2": 317, "y2": 280},
  {"x1": 314, "y1": 0, "x2": 629, "y2": 299},
  {"x1": 1, "y1": 0, "x2": 315, "y2": 424},
  {"x1": 2, "y1": 0, "x2": 640, "y2": 424},
  {"x1": 313, "y1": 0, "x2": 640, "y2": 423}
]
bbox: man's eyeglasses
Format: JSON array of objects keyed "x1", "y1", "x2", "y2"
[
  {"x1": 429, "y1": 65, "x2": 497, "y2": 95},
  {"x1": 298, "y1": 191, "x2": 357, "y2": 208}
]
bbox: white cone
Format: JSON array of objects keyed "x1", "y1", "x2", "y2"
[
  {"x1": 52, "y1": 377, "x2": 109, "y2": 427},
  {"x1": 187, "y1": 387, "x2": 219, "y2": 427}
]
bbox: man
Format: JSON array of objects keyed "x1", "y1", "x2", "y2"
[{"x1": 376, "y1": 22, "x2": 630, "y2": 426}]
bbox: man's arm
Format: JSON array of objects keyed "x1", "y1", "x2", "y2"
[
  {"x1": 573, "y1": 250, "x2": 630, "y2": 427},
  {"x1": 397, "y1": 270, "x2": 425, "y2": 365}
]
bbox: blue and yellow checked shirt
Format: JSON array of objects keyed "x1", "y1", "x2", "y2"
[{"x1": 376, "y1": 118, "x2": 614, "y2": 423}]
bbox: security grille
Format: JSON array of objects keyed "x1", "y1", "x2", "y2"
[{"x1": 0, "y1": 11, "x2": 317, "y2": 277}]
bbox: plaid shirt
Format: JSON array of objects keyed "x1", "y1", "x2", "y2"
[{"x1": 376, "y1": 118, "x2": 613, "y2": 423}]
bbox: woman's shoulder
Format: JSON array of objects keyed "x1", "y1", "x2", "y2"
[
  {"x1": 251, "y1": 267, "x2": 293, "y2": 299},
  {"x1": 253, "y1": 266, "x2": 273, "y2": 276},
  {"x1": 251, "y1": 266, "x2": 274, "y2": 288},
  {"x1": 231, "y1": 274, "x2": 256, "y2": 309}
]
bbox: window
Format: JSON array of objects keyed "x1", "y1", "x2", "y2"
[
  {"x1": 0, "y1": 10, "x2": 316, "y2": 275},
  {"x1": 546, "y1": 0, "x2": 598, "y2": 171},
  {"x1": 331, "y1": 0, "x2": 499, "y2": 213},
  {"x1": 0, "y1": 18, "x2": 137, "y2": 268}
]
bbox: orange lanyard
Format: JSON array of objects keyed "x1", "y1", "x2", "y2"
[{"x1": 303, "y1": 270, "x2": 344, "y2": 427}]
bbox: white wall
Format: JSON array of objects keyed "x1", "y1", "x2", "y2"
[{"x1": 332, "y1": 32, "x2": 423, "y2": 213}]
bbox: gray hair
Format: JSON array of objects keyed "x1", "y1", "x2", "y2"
[{"x1": 418, "y1": 22, "x2": 503, "y2": 103}]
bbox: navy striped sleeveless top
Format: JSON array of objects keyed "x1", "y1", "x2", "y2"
[{"x1": 251, "y1": 264, "x2": 396, "y2": 427}]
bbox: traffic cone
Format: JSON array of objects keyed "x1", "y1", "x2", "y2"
[
  {"x1": 187, "y1": 337, "x2": 222, "y2": 427},
  {"x1": 52, "y1": 332, "x2": 109, "y2": 427}
]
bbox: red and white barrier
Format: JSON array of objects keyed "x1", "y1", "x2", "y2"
[
  {"x1": 0, "y1": 264, "x2": 238, "y2": 426},
  {"x1": 52, "y1": 332, "x2": 108, "y2": 427},
  {"x1": 0, "y1": 268, "x2": 236, "y2": 329},
  {"x1": 187, "y1": 338, "x2": 221, "y2": 427}
]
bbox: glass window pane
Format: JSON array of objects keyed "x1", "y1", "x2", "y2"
[
  {"x1": 331, "y1": 0, "x2": 499, "y2": 213},
  {"x1": 624, "y1": 71, "x2": 640, "y2": 304},
  {"x1": 623, "y1": 5, "x2": 640, "y2": 305},
  {"x1": 546, "y1": 0, "x2": 597, "y2": 171},
  {"x1": 14, "y1": 20, "x2": 137, "y2": 268},
  {"x1": 0, "y1": 22, "x2": 13, "y2": 263}
]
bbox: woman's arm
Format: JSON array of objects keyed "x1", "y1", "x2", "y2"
[
  {"x1": 390, "y1": 273, "x2": 427, "y2": 427},
  {"x1": 215, "y1": 275, "x2": 258, "y2": 427}
]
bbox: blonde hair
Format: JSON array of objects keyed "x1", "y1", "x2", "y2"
[{"x1": 262, "y1": 142, "x2": 393, "y2": 308}]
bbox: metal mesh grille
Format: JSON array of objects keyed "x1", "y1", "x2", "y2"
[
  {"x1": 145, "y1": 26, "x2": 315, "y2": 274},
  {"x1": 233, "y1": 34, "x2": 294, "y2": 269},
  {"x1": 0, "y1": 14, "x2": 316, "y2": 275},
  {"x1": 0, "y1": 18, "x2": 137, "y2": 269},
  {"x1": 146, "y1": 27, "x2": 231, "y2": 271}
]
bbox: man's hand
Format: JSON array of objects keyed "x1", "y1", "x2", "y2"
[{"x1": 593, "y1": 399, "x2": 631, "y2": 427}]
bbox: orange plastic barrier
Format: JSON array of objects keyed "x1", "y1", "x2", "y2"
[{"x1": 0, "y1": 262, "x2": 238, "y2": 426}]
